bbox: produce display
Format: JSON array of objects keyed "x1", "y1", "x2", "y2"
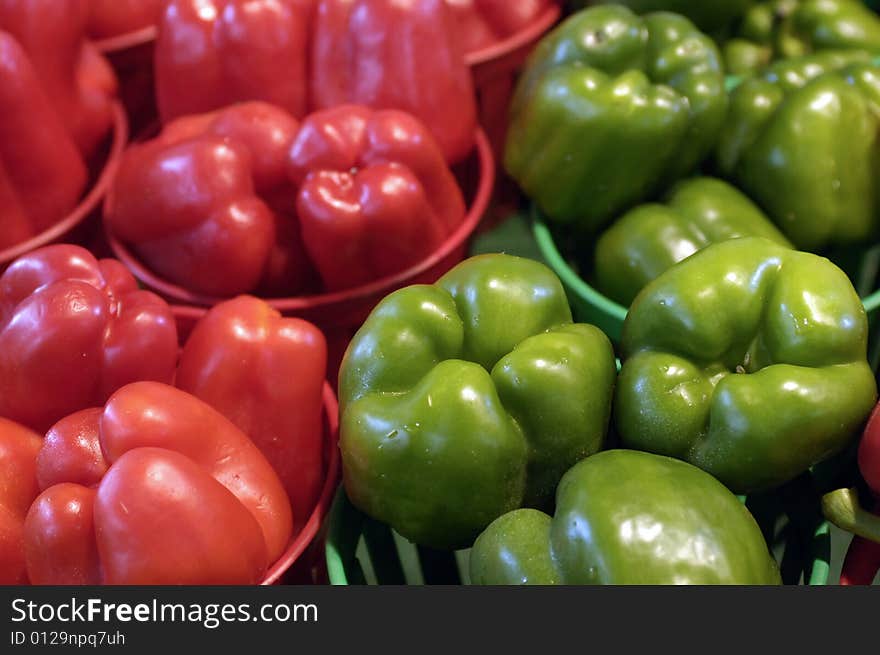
[{"x1": 2, "y1": 0, "x2": 880, "y2": 588}]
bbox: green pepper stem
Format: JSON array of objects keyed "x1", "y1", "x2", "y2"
[{"x1": 821, "y1": 488, "x2": 880, "y2": 544}]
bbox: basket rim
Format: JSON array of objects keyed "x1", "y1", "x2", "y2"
[
  {"x1": 94, "y1": 25, "x2": 157, "y2": 54},
  {"x1": 261, "y1": 382, "x2": 340, "y2": 585},
  {"x1": 464, "y1": 3, "x2": 561, "y2": 68}
]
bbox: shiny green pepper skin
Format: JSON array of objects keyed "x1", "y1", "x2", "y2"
[
  {"x1": 594, "y1": 177, "x2": 792, "y2": 306},
  {"x1": 470, "y1": 449, "x2": 782, "y2": 585},
  {"x1": 505, "y1": 5, "x2": 727, "y2": 234},
  {"x1": 614, "y1": 237, "x2": 878, "y2": 494},
  {"x1": 582, "y1": 1, "x2": 755, "y2": 33},
  {"x1": 724, "y1": 0, "x2": 880, "y2": 76},
  {"x1": 338, "y1": 254, "x2": 617, "y2": 550},
  {"x1": 717, "y1": 53, "x2": 880, "y2": 251}
]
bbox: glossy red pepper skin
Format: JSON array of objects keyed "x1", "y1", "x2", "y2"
[
  {"x1": 0, "y1": 418, "x2": 42, "y2": 584},
  {"x1": 106, "y1": 102, "x2": 310, "y2": 297},
  {"x1": 155, "y1": 0, "x2": 313, "y2": 123},
  {"x1": 176, "y1": 296, "x2": 327, "y2": 529},
  {"x1": 446, "y1": 0, "x2": 552, "y2": 54},
  {"x1": 839, "y1": 497, "x2": 880, "y2": 586},
  {"x1": 24, "y1": 383, "x2": 294, "y2": 585},
  {"x1": 840, "y1": 535, "x2": 880, "y2": 585},
  {"x1": 87, "y1": 0, "x2": 161, "y2": 39},
  {"x1": 37, "y1": 409, "x2": 108, "y2": 490},
  {"x1": 0, "y1": 245, "x2": 178, "y2": 433},
  {"x1": 0, "y1": 0, "x2": 117, "y2": 159},
  {"x1": 311, "y1": 0, "x2": 478, "y2": 164},
  {"x1": 859, "y1": 403, "x2": 880, "y2": 496},
  {"x1": 289, "y1": 105, "x2": 466, "y2": 292},
  {"x1": 0, "y1": 31, "x2": 88, "y2": 245}
]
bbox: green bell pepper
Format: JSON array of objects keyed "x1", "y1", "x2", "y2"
[
  {"x1": 724, "y1": 0, "x2": 880, "y2": 76},
  {"x1": 580, "y1": 1, "x2": 755, "y2": 34},
  {"x1": 614, "y1": 237, "x2": 878, "y2": 494},
  {"x1": 594, "y1": 177, "x2": 792, "y2": 307},
  {"x1": 338, "y1": 254, "x2": 617, "y2": 550},
  {"x1": 505, "y1": 5, "x2": 727, "y2": 234},
  {"x1": 717, "y1": 51, "x2": 880, "y2": 251},
  {"x1": 470, "y1": 449, "x2": 782, "y2": 585}
]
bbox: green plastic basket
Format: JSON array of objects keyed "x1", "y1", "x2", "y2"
[
  {"x1": 325, "y1": 473, "x2": 832, "y2": 586},
  {"x1": 533, "y1": 209, "x2": 880, "y2": 353}
]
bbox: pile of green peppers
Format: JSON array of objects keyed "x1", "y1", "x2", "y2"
[{"x1": 335, "y1": 1, "x2": 880, "y2": 586}]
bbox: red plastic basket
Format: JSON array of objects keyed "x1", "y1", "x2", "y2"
[
  {"x1": 0, "y1": 101, "x2": 128, "y2": 271},
  {"x1": 261, "y1": 382, "x2": 340, "y2": 585}
]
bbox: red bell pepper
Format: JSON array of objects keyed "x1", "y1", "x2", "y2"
[
  {"x1": 860, "y1": 401, "x2": 880, "y2": 496},
  {"x1": 106, "y1": 102, "x2": 311, "y2": 297},
  {"x1": 176, "y1": 296, "x2": 327, "y2": 529},
  {"x1": 840, "y1": 535, "x2": 880, "y2": 585},
  {"x1": 87, "y1": 0, "x2": 161, "y2": 39},
  {"x1": 311, "y1": 0, "x2": 478, "y2": 164},
  {"x1": 0, "y1": 245, "x2": 179, "y2": 433},
  {"x1": 289, "y1": 105, "x2": 466, "y2": 292},
  {"x1": 0, "y1": 418, "x2": 42, "y2": 584},
  {"x1": 445, "y1": 0, "x2": 553, "y2": 54},
  {"x1": 24, "y1": 382, "x2": 294, "y2": 585},
  {"x1": 0, "y1": 0, "x2": 117, "y2": 159},
  {"x1": 155, "y1": 0, "x2": 313, "y2": 123},
  {"x1": 0, "y1": 31, "x2": 88, "y2": 247},
  {"x1": 37, "y1": 409, "x2": 107, "y2": 490}
]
